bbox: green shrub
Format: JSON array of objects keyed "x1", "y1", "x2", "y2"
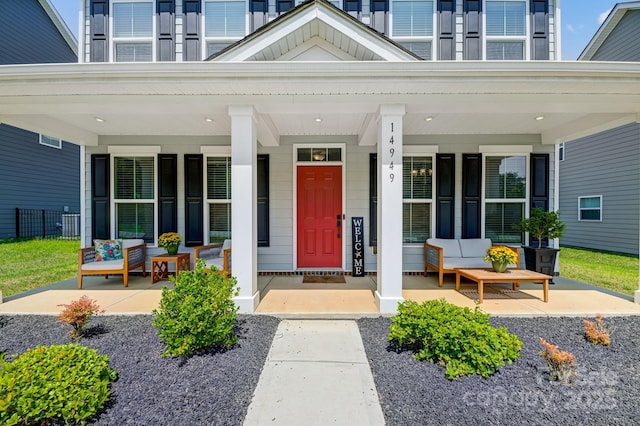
[
  {"x1": 152, "y1": 258, "x2": 239, "y2": 357},
  {"x1": 0, "y1": 344, "x2": 117, "y2": 426},
  {"x1": 388, "y1": 299, "x2": 523, "y2": 380}
]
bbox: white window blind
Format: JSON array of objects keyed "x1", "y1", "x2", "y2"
[
  {"x1": 485, "y1": 202, "x2": 523, "y2": 243},
  {"x1": 113, "y1": 2, "x2": 153, "y2": 38},
  {"x1": 392, "y1": 0, "x2": 433, "y2": 37},
  {"x1": 117, "y1": 203, "x2": 154, "y2": 242},
  {"x1": 205, "y1": 1, "x2": 246, "y2": 38},
  {"x1": 114, "y1": 155, "x2": 155, "y2": 243},
  {"x1": 116, "y1": 43, "x2": 153, "y2": 61},
  {"x1": 486, "y1": 1, "x2": 525, "y2": 36},
  {"x1": 486, "y1": 41, "x2": 524, "y2": 60},
  {"x1": 579, "y1": 196, "x2": 602, "y2": 221},
  {"x1": 402, "y1": 156, "x2": 432, "y2": 243},
  {"x1": 207, "y1": 157, "x2": 231, "y2": 200},
  {"x1": 485, "y1": 155, "x2": 526, "y2": 244}
]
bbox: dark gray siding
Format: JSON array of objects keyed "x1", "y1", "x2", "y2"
[
  {"x1": 559, "y1": 123, "x2": 640, "y2": 255},
  {"x1": 591, "y1": 10, "x2": 640, "y2": 62},
  {"x1": 0, "y1": 0, "x2": 77, "y2": 65},
  {"x1": 0, "y1": 125, "x2": 81, "y2": 239}
]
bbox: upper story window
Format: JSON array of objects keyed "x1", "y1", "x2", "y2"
[
  {"x1": 205, "y1": 0, "x2": 247, "y2": 56},
  {"x1": 391, "y1": 0, "x2": 434, "y2": 59},
  {"x1": 112, "y1": 1, "x2": 154, "y2": 62},
  {"x1": 40, "y1": 134, "x2": 62, "y2": 149},
  {"x1": 485, "y1": 0, "x2": 527, "y2": 60}
]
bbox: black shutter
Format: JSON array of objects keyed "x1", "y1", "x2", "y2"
[
  {"x1": 90, "y1": 0, "x2": 109, "y2": 62},
  {"x1": 436, "y1": 154, "x2": 455, "y2": 238},
  {"x1": 370, "y1": 0, "x2": 389, "y2": 35},
  {"x1": 257, "y1": 155, "x2": 270, "y2": 247},
  {"x1": 157, "y1": 0, "x2": 175, "y2": 61},
  {"x1": 158, "y1": 154, "x2": 177, "y2": 235},
  {"x1": 462, "y1": 153, "x2": 482, "y2": 238},
  {"x1": 91, "y1": 154, "x2": 110, "y2": 241},
  {"x1": 183, "y1": 0, "x2": 201, "y2": 61},
  {"x1": 250, "y1": 0, "x2": 269, "y2": 32},
  {"x1": 344, "y1": 0, "x2": 361, "y2": 19},
  {"x1": 369, "y1": 153, "x2": 377, "y2": 246},
  {"x1": 530, "y1": 0, "x2": 549, "y2": 60},
  {"x1": 463, "y1": 0, "x2": 482, "y2": 60},
  {"x1": 184, "y1": 154, "x2": 203, "y2": 246},
  {"x1": 438, "y1": 0, "x2": 455, "y2": 60},
  {"x1": 277, "y1": 0, "x2": 295, "y2": 14},
  {"x1": 530, "y1": 153, "x2": 550, "y2": 246}
]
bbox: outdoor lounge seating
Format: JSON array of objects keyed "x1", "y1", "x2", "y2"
[
  {"x1": 193, "y1": 239, "x2": 232, "y2": 275},
  {"x1": 424, "y1": 238, "x2": 520, "y2": 287},
  {"x1": 77, "y1": 239, "x2": 147, "y2": 288}
]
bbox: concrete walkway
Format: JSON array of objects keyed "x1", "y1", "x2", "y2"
[{"x1": 243, "y1": 320, "x2": 385, "y2": 426}]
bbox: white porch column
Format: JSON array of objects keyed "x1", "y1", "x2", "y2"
[
  {"x1": 375, "y1": 104, "x2": 405, "y2": 313},
  {"x1": 229, "y1": 105, "x2": 259, "y2": 312}
]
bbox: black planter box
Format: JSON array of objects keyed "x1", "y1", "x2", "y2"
[{"x1": 522, "y1": 246, "x2": 559, "y2": 281}]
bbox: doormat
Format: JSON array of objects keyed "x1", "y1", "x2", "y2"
[{"x1": 302, "y1": 275, "x2": 346, "y2": 284}]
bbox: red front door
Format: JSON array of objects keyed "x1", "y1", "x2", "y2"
[{"x1": 297, "y1": 166, "x2": 342, "y2": 268}]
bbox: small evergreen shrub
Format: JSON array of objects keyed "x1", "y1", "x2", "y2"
[
  {"x1": 0, "y1": 344, "x2": 117, "y2": 426},
  {"x1": 539, "y1": 338, "x2": 576, "y2": 384},
  {"x1": 57, "y1": 295, "x2": 104, "y2": 338},
  {"x1": 388, "y1": 299, "x2": 523, "y2": 380},
  {"x1": 583, "y1": 314, "x2": 612, "y2": 346},
  {"x1": 152, "y1": 258, "x2": 239, "y2": 357}
]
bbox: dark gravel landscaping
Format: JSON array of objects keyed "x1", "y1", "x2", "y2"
[
  {"x1": 358, "y1": 316, "x2": 640, "y2": 426},
  {"x1": 0, "y1": 314, "x2": 280, "y2": 425}
]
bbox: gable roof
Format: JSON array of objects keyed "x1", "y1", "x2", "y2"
[
  {"x1": 208, "y1": 0, "x2": 421, "y2": 62},
  {"x1": 578, "y1": 1, "x2": 640, "y2": 60}
]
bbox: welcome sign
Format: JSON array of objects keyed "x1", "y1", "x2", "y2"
[{"x1": 351, "y1": 217, "x2": 365, "y2": 277}]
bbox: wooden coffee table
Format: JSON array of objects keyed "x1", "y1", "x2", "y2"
[
  {"x1": 455, "y1": 268, "x2": 551, "y2": 303},
  {"x1": 151, "y1": 253, "x2": 191, "y2": 284}
]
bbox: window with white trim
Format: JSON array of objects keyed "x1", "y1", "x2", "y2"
[
  {"x1": 113, "y1": 156, "x2": 155, "y2": 243},
  {"x1": 484, "y1": 155, "x2": 527, "y2": 243},
  {"x1": 39, "y1": 134, "x2": 62, "y2": 149},
  {"x1": 391, "y1": 0, "x2": 434, "y2": 59},
  {"x1": 578, "y1": 196, "x2": 602, "y2": 221},
  {"x1": 485, "y1": 0, "x2": 527, "y2": 60},
  {"x1": 112, "y1": 0, "x2": 154, "y2": 62},
  {"x1": 205, "y1": 0, "x2": 247, "y2": 56},
  {"x1": 206, "y1": 156, "x2": 232, "y2": 243},
  {"x1": 402, "y1": 156, "x2": 433, "y2": 243}
]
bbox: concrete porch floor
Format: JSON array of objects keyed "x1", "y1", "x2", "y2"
[{"x1": 1, "y1": 272, "x2": 639, "y2": 317}]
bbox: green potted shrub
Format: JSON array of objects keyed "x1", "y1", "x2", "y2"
[{"x1": 516, "y1": 207, "x2": 566, "y2": 278}]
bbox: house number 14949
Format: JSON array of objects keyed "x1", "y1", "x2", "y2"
[{"x1": 388, "y1": 122, "x2": 396, "y2": 183}]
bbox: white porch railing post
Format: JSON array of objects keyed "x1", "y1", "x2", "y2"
[
  {"x1": 229, "y1": 105, "x2": 259, "y2": 312},
  {"x1": 375, "y1": 104, "x2": 406, "y2": 313}
]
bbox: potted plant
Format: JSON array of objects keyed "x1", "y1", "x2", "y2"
[
  {"x1": 484, "y1": 246, "x2": 519, "y2": 273},
  {"x1": 516, "y1": 208, "x2": 566, "y2": 277},
  {"x1": 158, "y1": 232, "x2": 182, "y2": 255}
]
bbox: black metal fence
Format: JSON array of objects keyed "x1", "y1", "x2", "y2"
[{"x1": 15, "y1": 208, "x2": 80, "y2": 240}]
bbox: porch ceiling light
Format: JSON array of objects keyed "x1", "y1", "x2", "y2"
[
  {"x1": 314, "y1": 117, "x2": 323, "y2": 123},
  {"x1": 424, "y1": 116, "x2": 434, "y2": 122},
  {"x1": 535, "y1": 115, "x2": 545, "y2": 121},
  {"x1": 94, "y1": 117, "x2": 105, "y2": 123},
  {"x1": 204, "y1": 117, "x2": 214, "y2": 123}
]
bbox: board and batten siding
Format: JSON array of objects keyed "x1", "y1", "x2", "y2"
[
  {"x1": 590, "y1": 10, "x2": 640, "y2": 62},
  {"x1": 0, "y1": 125, "x2": 80, "y2": 239},
  {"x1": 559, "y1": 123, "x2": 640, "y2": 255},
  {"x1": 0, "y1": 0, "x2": 76, "y2": 65}
]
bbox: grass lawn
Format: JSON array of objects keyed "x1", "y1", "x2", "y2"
[
  {"x1": 0, "y1": 239, "x2": 79, "y2": 298},
  {"x1": 560, "y1": 245, "x2": 639, "y2": 296}
]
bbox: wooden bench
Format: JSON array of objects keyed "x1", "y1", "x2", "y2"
[{"x1": 78, "y1": 239, "x2": 147, "y2": 288}]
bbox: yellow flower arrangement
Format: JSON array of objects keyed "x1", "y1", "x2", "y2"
[
  {"x1": 158, "y1": 232, "x2": 182, "y2": 249},
  {"x1": 484, "y1": 246, "x2": 518, "y2": 265}
]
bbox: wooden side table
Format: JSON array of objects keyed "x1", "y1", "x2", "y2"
[{"x1": 151, "y1": 253, "x2": 191, "y2": 284}]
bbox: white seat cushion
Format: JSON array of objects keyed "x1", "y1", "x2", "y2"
[
  {"x1": 459, "y1": 238, "x2": 492, "y2": 258},
  {"x1": 203, "y1": 257, "x2": 225, "y2": 269},
  {"x1": 443, "y1": 258, "x2": 489, "y2": 270},
  {"x1": 81, "y1": 259, "x2": 124, "y2": 271},
  {"x1": 427, "y1": 238, "x2": 462, "y2": 258}
]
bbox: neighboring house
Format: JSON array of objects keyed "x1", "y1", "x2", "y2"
[
  {"x1": 0, "y1": 0, "x2": 79, "y2": 239},
  {"x1": 0, "y1": 0, "x2": 639, "y2": 312},
  {"x1": 559, "y1": 1, "x2": 640, "y2": 255}
]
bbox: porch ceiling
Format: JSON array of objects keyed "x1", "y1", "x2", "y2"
[{"x1": 0, "y1": 61, "x2": 639, "y2": 146}]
